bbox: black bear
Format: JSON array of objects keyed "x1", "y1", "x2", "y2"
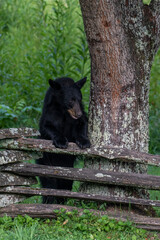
[{"x1": 37, "y1": 77, "x2": 90, "y2": 204}]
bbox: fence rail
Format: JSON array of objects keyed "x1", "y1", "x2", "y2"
[
  {"x1": 1, "y1": 186, "x2": 160, "y2": 208},
  {"x1": 0, "y1": 130, "x2": 160, "y2": 167},
  {"x1": 0, "y1": 128, "x2": 160, "y2": 230},
  {"x1": 1, "y1": 162, "x2": 160, "y2": 190}
]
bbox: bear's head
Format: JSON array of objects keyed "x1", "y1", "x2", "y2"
[{"x1": 49, "y1": 77, "x2": 87, "y2": 119}]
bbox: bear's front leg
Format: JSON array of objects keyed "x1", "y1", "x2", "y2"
[
  {"x1": 53, "y1": 135, "x2": 68, "y2": 149},
  {"x1": 75, "y1": 117, "x2": 91, "y2": 149}
]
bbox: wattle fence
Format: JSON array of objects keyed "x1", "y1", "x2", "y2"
[{"x1": 0, "y1": 128, "x2": 160, "y2": 230}]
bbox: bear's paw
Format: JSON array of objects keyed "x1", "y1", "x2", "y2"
[
  {"x1": 76, "y1": 136, "x2": 91, "y2": 149},
  {"x1": 53, "y1": 136, "x2": 68, "y2": 149}
]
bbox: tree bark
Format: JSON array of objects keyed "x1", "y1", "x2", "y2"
[{"x1": 79, "y1": 0, "x2": 160, "y2": 201}]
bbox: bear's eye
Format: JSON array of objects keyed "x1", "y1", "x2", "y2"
[
  {"x1": 70, "y1": 98, "x2": 75, "y2": 105},
  {"x1": 68, "y1": 99, "x2": 75, "y2": 108}
]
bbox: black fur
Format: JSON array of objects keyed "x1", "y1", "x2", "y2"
[{"x1": 37, "y1": 77, "x2": 90, "y2": 204}]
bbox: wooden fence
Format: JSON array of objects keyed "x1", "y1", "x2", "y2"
[{"x1": 0, "y1": 128, "x2": 160, "y2": 230}]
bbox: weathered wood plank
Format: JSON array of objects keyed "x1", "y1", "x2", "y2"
[
  {"x1": 1, "y1": 186, "x2": 160, "y2": 207},
  {"x1": 0, "y1": 150, "x2": 42, "y2": 165},
  {"x1": 136, "y1": 225, "x2": 160, "y2": 231},
  {"x1": 0, "y1": 204, "x2": 160, "y2": 230},
  {"x1": 0, "y1": 137, "x2": 159, "y2": 166},
  {"x1": 0, "y1": 128, "x2": 39, "y2": 139},
  {"x1": 2, "y1": 162, "x2": 160, "y2": 190},
  {"x1": 0, "y1": 173, "x2": 37, "y2": 186},
  {"x1": 0, "y1": 195, "x2": 26, "y2": 207}
]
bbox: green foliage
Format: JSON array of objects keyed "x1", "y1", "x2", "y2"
[
  {"x1": 0, "y1": 213, "x2": 158, "y2": 240},
  {"x1": 148, "y1": 48, "x2": 160, "y2": 211},
  {"x1": 143, "y1": 0, "x2": 151, "y2": 5},
  {"x1": 0, "y1": 100, "x2": 41, "y2": 128},
  {"x1": 149, "y1": 49, "x2": 160, "y2": 155},
  {"x1": 0, "y1": 0, "x2": 90, "y2": 129}
]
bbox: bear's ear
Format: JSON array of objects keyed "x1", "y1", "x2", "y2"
[
  {"x1": 76, "y1": 77, "x2": 87, "y2": 89},
  {"x1": 49, "y1": 79, "x2": 61, "y2": 90}
]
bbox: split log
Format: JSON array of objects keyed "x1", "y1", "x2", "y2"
[
  {"x1": 0, "y1": 128, "x2": 39, "y2": 139},
  {"x1": 1, "y1": 204, "x2": 160, "y2": 230},
  {"x1": 1, "y1": 186, "x2": 160, "y2": 208},
  {"x1": 0, "y1": 138, "x2": 160, "y2": 166},
  {"x1": 0, "y1": 195, "x2": 26, "y2": 208},
  {"x1": 0, "y1": 150, "x2": 42, "y2": 165},
  {"x1": 0, "y1": 173, "x2": 37, "y2": 186},
  {"x1": 2, "y1": 162, "x2": 160, "y2": 190},
  {"x1": 0, "y1": 173, "x2": 37, "y2": 207}
]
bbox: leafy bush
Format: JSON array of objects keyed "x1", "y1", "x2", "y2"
[{"x1": 0, "y1": 0, "x2": 90, "y2": 128}]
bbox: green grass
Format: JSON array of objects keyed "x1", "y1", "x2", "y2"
[{"x1": 0, "y1": 211, "x2": 159, "y2": 240}]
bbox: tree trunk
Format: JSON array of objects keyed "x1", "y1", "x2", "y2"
[{"x1": 79, "y1": 0, "x2": 160, "y2": 201}]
